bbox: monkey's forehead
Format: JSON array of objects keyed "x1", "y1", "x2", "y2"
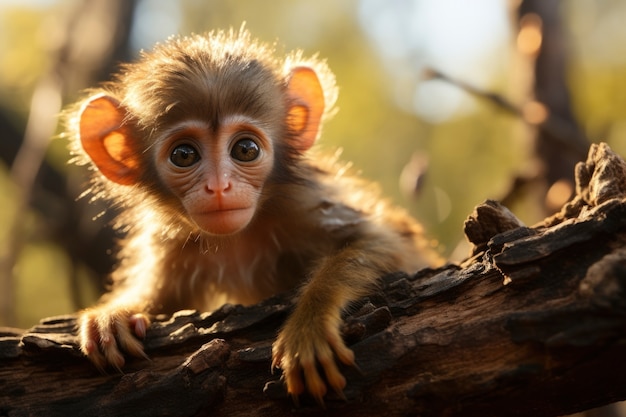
[
  {"x1": 119, "y1": 56, "x2": 285, "y2": 129},
  {"x1": 99, "y1": 29, "x2": 336, "y2": 130}
]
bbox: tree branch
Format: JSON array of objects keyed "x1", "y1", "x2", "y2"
[{"x1": 2, "y1": 143, "x2": 626, "y2": 416}]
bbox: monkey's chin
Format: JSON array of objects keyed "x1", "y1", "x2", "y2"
[{"x1": 193, "y1": 207, "x2": 255, "y2": 236}]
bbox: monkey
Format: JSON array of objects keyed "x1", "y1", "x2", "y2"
[{"x1": 67, "y1": 27, "x2": 439, "y2": 402}]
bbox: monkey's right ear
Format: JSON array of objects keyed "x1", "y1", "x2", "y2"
[{"x1": 79, "y1": 95, "x2": 141, "y2": 186}]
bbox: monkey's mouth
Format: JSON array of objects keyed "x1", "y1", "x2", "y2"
[
  {"x1": 192, "y1": 207, "x2": 255, "y2": 235},
  {"x1": 199, "y1": 206, "x2": 253, "y2": 216}
]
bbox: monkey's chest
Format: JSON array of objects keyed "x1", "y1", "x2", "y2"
[{"x1": 174, "y1": 241, "x2": 308, "y2": 310}]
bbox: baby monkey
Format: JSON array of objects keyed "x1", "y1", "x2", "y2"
[{"x1": 69, "y1": 28, "x2": 436, "y2": 402}]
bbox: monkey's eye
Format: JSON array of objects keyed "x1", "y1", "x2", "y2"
[
  {"x1": 231, "y1": 138, "x2": 260, "y2": 162},
  {"x1": 170, "y1": 144, "x2": 200, "y2": 167}
]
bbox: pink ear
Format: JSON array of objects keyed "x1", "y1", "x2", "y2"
[
  {"x1": 286, "y1": 67, "x2": 325, "y2": 151},
  {"x1": 79, "y1": 95, "x2": 141, "y2": 185}
]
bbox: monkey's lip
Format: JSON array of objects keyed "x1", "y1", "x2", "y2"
[
  {"x1": 193, "y1": 206, "x2": 255, "y2": 235},
  {"x1": 197, "y1": 206, "x2": 253, "y2": 215}
]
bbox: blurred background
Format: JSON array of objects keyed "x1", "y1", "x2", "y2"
[{"x1": 1, "y1": 0, "x2": 625, "y2": 330}]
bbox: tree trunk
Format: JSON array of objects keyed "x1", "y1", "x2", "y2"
[{"x1": 2, "y1": 142, "x2": 626, "y2": 417}]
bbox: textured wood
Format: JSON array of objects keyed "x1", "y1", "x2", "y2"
[{"x1": 2, "y1": 143, "x2": 626, "y2": 416}]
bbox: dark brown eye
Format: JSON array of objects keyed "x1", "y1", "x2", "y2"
[
  {"x1": 170, "y1": 144, "x2": 200, "y2": 167},
  {"x1": 231, "y1": 138, "x2": 260, "y2": 162}
]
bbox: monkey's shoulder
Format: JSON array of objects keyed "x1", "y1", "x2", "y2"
[{"x1": 304, "y1": 155, "x2": 405, "y2": 217}]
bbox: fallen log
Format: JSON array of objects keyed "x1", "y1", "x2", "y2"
[{"x1": 2, "y1": 142, "x2": 626, "y2": 416}]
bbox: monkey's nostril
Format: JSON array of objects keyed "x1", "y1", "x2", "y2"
[{"x1": 205, "y1": 175, "x2": 232, "y2": 194}]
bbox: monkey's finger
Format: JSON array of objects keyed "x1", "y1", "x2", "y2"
[
  {"x1": 317, "y1": 351, "x2": 346, "y2": 396},
  {"x1": 78, "y1": 315, "x2": 108, "y2": 371},
  {"x1": 78, "y1": 312, "x2": 98, "y2": 356},
  {"x1": 129, "y1": 313, "x2": 150, "y2": 338},
  {"x1": 271, "y1": 357, "x2": 281, "y2": 373},
  {"x1": 85, "y1": 342, "x2": 108, "y2": 372},
  {"x1": 270, "y1": 340, "x2": 286, "y2": 372},
  {"x1": 98, "y1": 329, "x2": 125, "y2": 371},
  {"x1": 283, "y1": 361, "x2": 305, "y2": 398},
  {"x1": 114, "y1": 318, "x2": 148, "y2": 360},
  {"x1": 326, "y1": 330, "x2": 355, "y2": 366},
  {"x1": 301, "y1": 357, "x2": 327, "y2": 404}
]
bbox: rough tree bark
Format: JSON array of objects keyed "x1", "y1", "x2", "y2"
[{"x1": 2, "y1": 142, "x2": 626, "y2": 416}]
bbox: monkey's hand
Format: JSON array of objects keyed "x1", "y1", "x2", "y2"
[
  {"x1": 78, "y1": 306, "x2": 150, "y2": 371},
  {"x1": 271, "y1": 304, "x2": 355, "y2": 403}
]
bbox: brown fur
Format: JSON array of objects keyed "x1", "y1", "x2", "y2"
[{"x1": 68, "y1": 27, "x2": 439, "y2": 401}]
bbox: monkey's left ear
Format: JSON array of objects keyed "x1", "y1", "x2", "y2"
[
  {"x1": 79, "y1": 95, "x2": 141, "y2": 186},
  {"x1": 286, "y1": 67, "x2": 325, "y2": 151}
]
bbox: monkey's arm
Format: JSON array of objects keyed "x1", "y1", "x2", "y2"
[{"x1": 272, "y1": 226, "x2": 405, "y2": 402}]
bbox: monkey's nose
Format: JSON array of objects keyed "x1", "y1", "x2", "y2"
[{"x1": 205, "y1": 173, "x2": 232, "y2": 194}]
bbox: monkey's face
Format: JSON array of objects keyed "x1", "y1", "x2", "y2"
[
  {"x1": 154, "y1": 116, "x2": 275, "y2": 236},
  {"x1": 76, "y1": 44, "x2": 326, "y2": 236}
]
